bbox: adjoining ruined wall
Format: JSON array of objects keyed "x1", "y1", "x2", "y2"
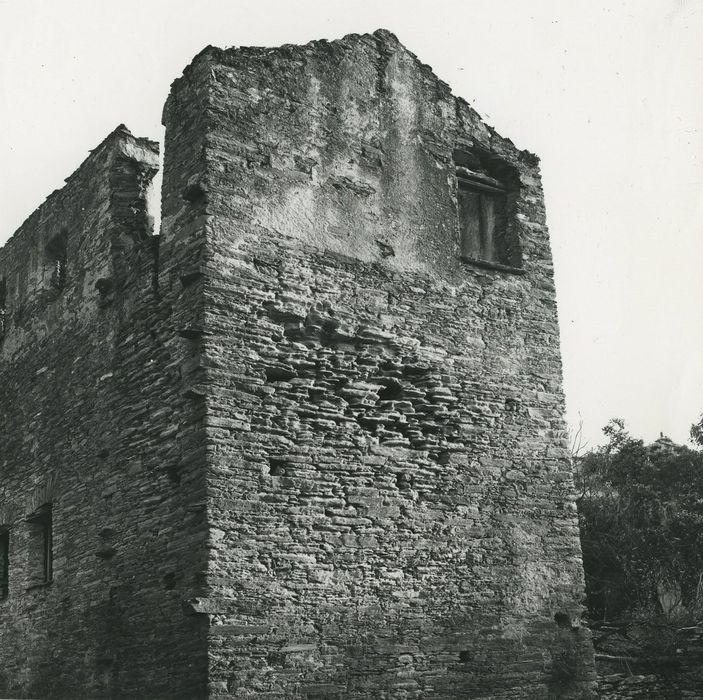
[
  {"x1": 163, "y1": 30, "x2": 597, "y2": 698},
  {"x1": 597, "y1": 625, "x2": 703, "y2": 699},
  {"x1": 0, "y1": 127, "x2": 209, "y2": 698}
]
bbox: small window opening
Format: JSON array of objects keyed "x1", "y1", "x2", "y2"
[
  {"x1": 378, "y1": 380, "x2": 403, "y2": 401},
  {"x1": 46, "y1": 230, "x2": 68, "y2": 292},
  {"x1": 27, "y1": 504, "x2": 53, "y2": 585},
  {"x1": 0, "y1": 278, "x2": 6, "y2": 342},
  {"x1": 0, "y1": 529, "x2": 9, "y2": 600},
  {"x1": 554, "y1": 612, "x2": 572, "y2": 629},
  {"x1": 454, "y1": 149, "x2": 521, "y2": 270},
  {"x1": 182, "y1": 182, "x2": 207, "y2": 206}
]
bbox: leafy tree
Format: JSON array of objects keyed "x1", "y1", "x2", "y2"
[
  {"x1": 690, "y1": 414, "x2": 703, "y2": 448},
  {"x1": 575, "y1": 420, "x2": 703, "y2": 657}
]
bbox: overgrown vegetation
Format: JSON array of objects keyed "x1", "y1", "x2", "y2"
[{"x1": 575, "y1": 418, "x2": 703, "y2": 660}]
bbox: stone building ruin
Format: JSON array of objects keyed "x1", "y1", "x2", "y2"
[{"x1": 0, "y1": 30, "x2": 596, "y2": 698}]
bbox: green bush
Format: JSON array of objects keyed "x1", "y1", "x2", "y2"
[{"x1": 575, "y1": 419, "x2": 703, "y2": 654}]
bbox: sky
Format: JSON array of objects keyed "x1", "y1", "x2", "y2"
[{"x1": 1, "y1": 0, "x2": 701, "y2": 449}]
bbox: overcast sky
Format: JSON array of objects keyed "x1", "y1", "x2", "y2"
[{"x1": 1, "y1": 0, "x2": 701, "y2": 448}]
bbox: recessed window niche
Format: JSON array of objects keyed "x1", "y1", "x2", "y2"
[
  {"x1": 454, "y1": 149, "x2": 523, "y2": 272},
  {"x1": 0, "y1": 278, "x2": 6, "y2": 342},
  {"x1": 45, "y1": 230, "x2": 68, "y2": 293},
  {"x1": 0, "y1": 528, "x2": 9, "y2": 599},
  {"x1": 26, "y1": 503, "x2": 53, "y2": 586}
]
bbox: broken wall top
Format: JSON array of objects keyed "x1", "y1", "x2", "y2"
[
  {"x1": 0, "y1": 28, "x2": 553, "y2": 359},
  {"x1": 0, "y1": 126, "x2": 158, "y2": 357},
  {"x1": 161, "y1": 29, "x2": 548, "y2": 282},
  {"x1": 165, "y1": 29, "x2": 536, "y2": 162}
]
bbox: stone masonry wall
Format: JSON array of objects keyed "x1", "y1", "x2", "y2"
[
  {"x1": 163, "y1": 31, "x2": 597, "y2": 698},
  {"x1": 0, "y1": 127, "x2": 209, "y2": 698},
  {"x1": 0, "y1": 29, "x2": 597, "y2": 699}
]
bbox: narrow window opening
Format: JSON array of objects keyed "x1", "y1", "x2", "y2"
[
  {"x1": 182, "y1": 182, "x2": 207, "y2": 206},
  {"x1": 0, "y1": 278, "x2": 6, "y2": 342},
  {"x1": 46, "y1": 230, "x2": 68, "y2": 292},
  {"x1": 554, "y1": 611, "x2": 572, "y2": 629},
  {"x1": 0, "y1": 529, "x2": 9, "y2": 600},
  {"x1": 27, "y1": 504, "x2": 53, "y2": 585}
]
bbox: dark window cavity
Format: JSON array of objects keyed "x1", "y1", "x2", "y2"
[
  {"x1": 46, "y1": 230, "x2": 68, "y2": 292},
  {"x1": 457, "y1": 171, "x2": 506, "y2": 262},
  {"x1": 454, "y1": 149, "x2": 522, "y2": 270},
  {"x1": 0, "y1": 278, "x2": 6, "y2": 342},
  {"x1": 27, "y1": 504, "x2": 53, "y2": 585},
  {"x1": 0, "y1": 529, "x2": 8, "y2": 599}
]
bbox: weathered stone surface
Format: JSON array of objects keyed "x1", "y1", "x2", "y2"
[
  {"x1": 0, "y1": 30, "x2": 596, "y2": 699},
  {"x1": 0, "y1": 127, "x2": 209, "y2": 697},
  {"x1": 161, "y1": 29, "x2": 596, "y2": 698}
]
